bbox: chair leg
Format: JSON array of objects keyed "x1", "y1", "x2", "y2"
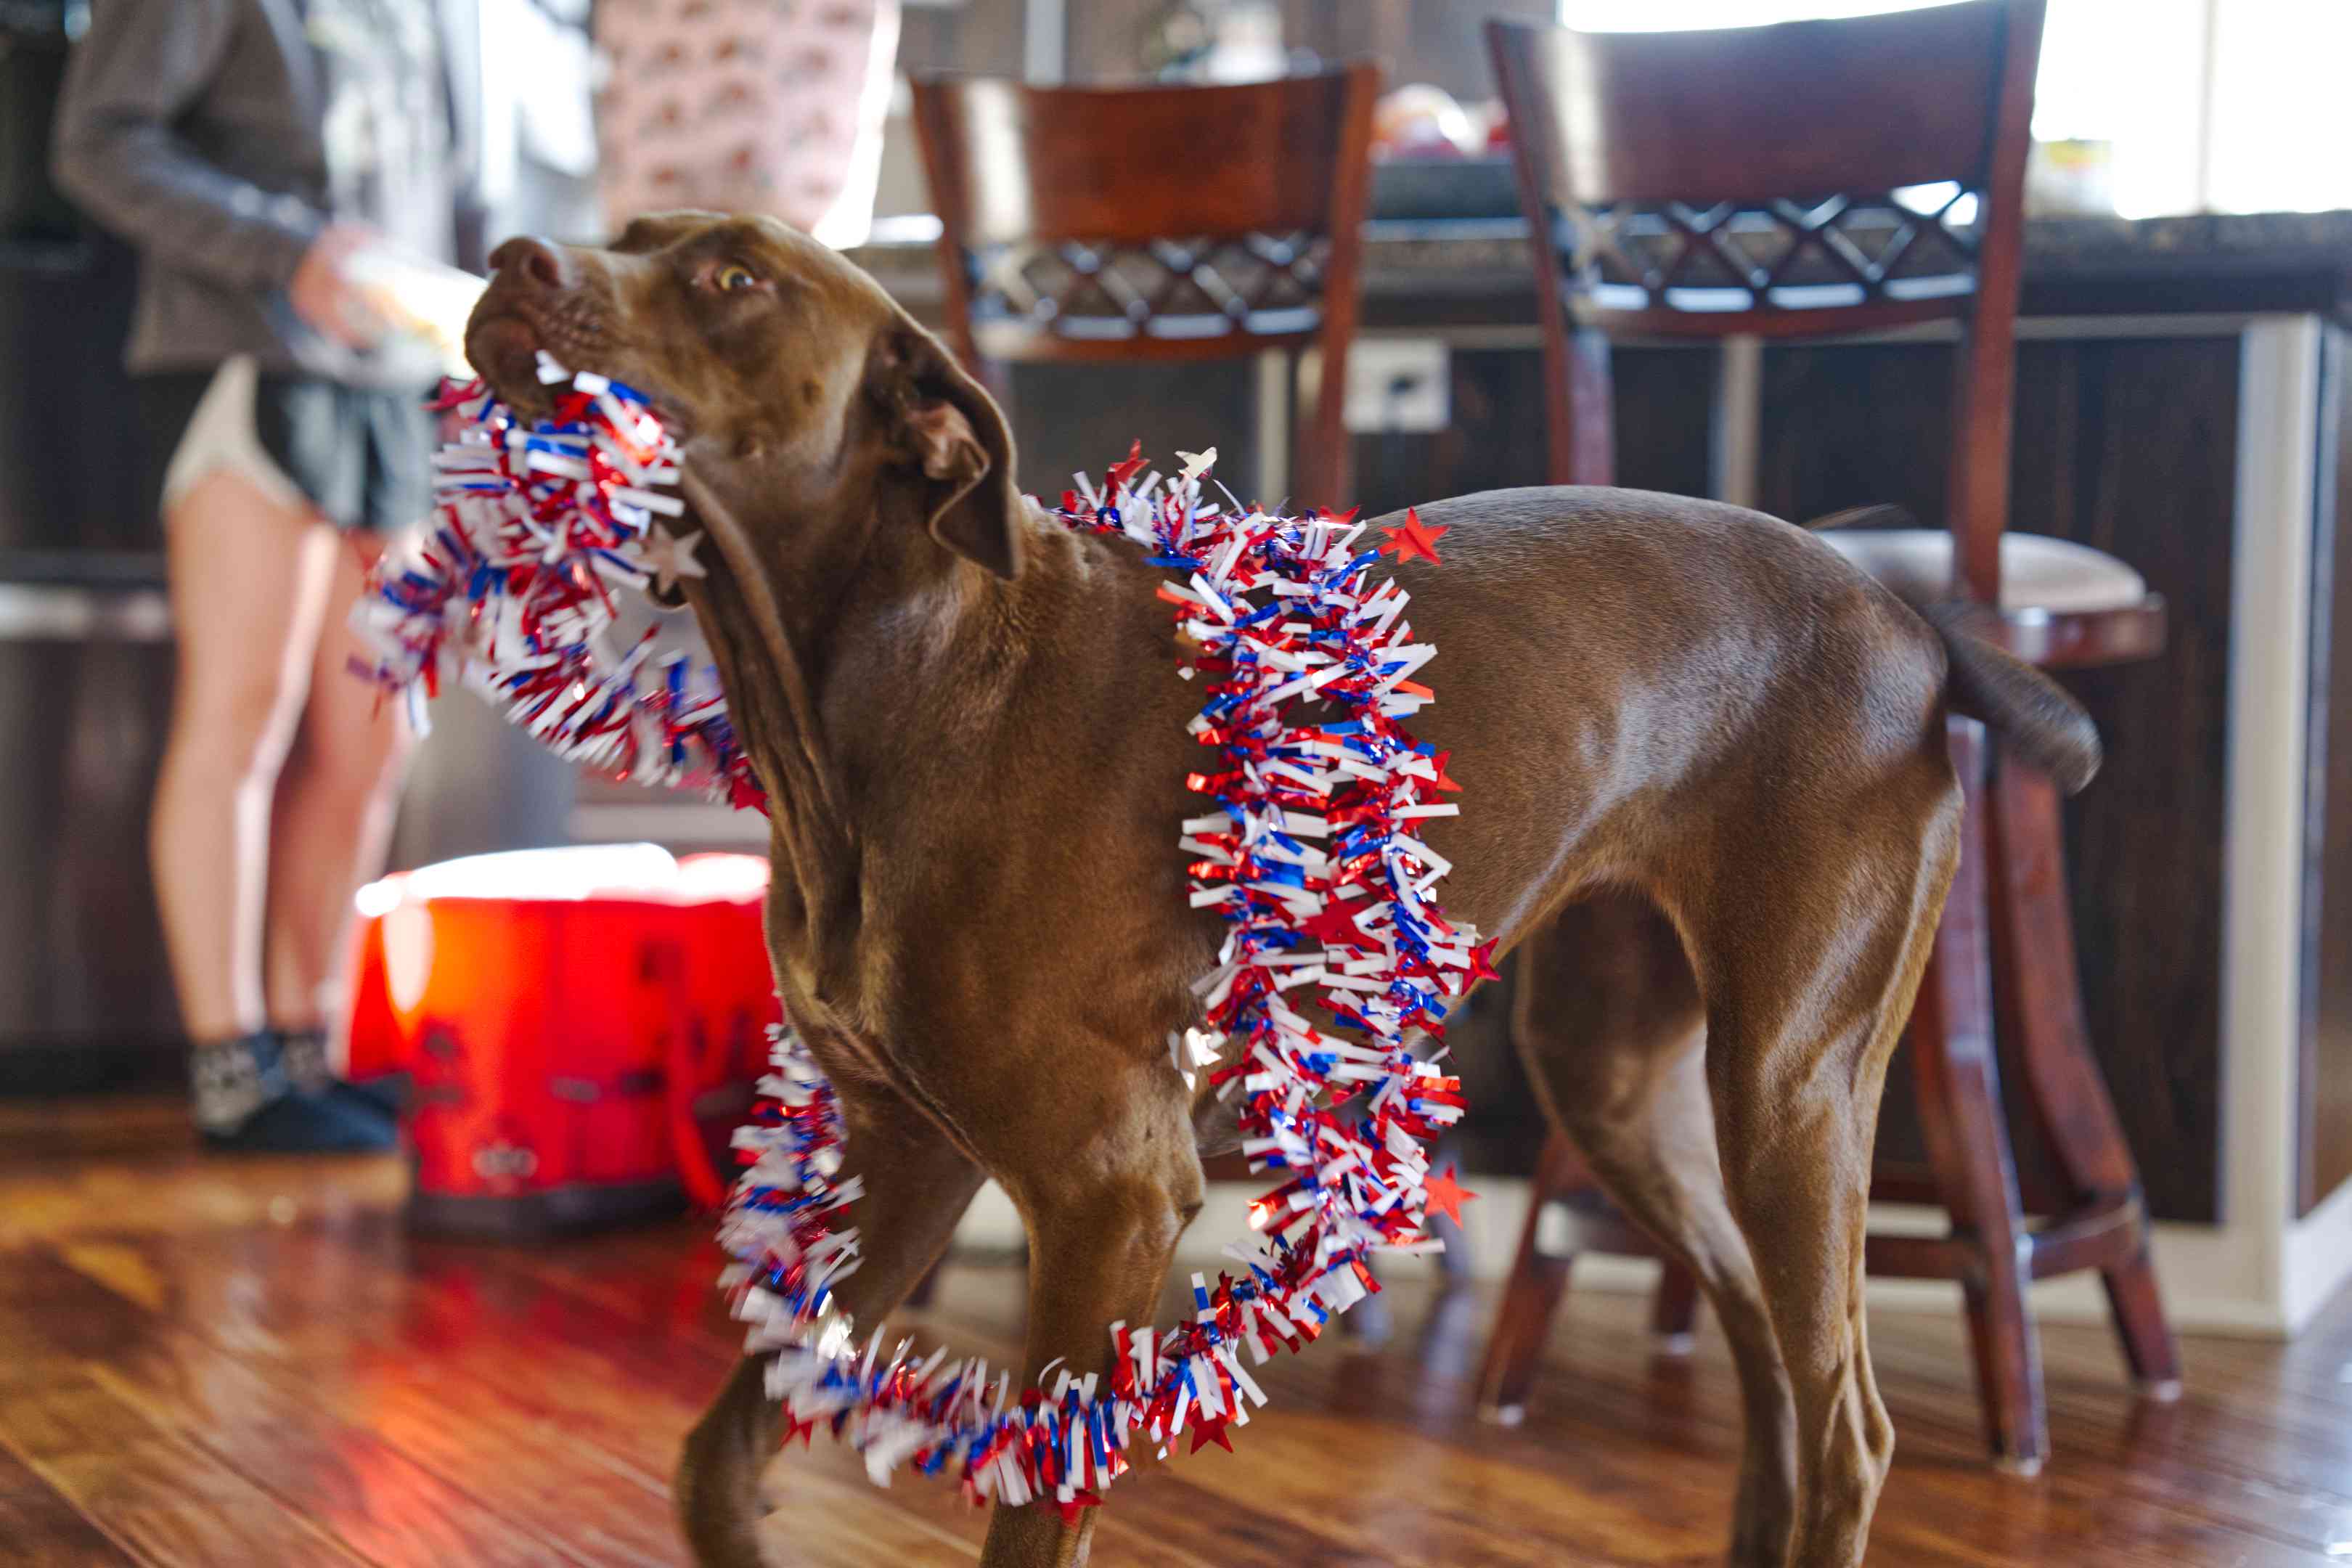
[
  {"x1": 1476, "y1": 1129, "x2": 1586, "y2": 1423},
  {"x1": 1649, "y1": 1259, "x2": 1702, "y2": 1352},
  {"x1": 1914, "y1": 717, "x2": 2048, "y2": 1474},
  {"x1": 1989, "y1": 758, "x2": 2184, "y2": 1399},
  {"x1": 2099, "y1": 1259, "x2": 2183, "y2": 1397},
  {"x1": 905, "y1": 1259, "x2": 942, "y2": 1309}
]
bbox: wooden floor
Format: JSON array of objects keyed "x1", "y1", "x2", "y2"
[{"x1": 7, "y1": 1101, "x2": 2352, "y2": 1567}]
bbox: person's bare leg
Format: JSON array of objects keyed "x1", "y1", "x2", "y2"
[
  {"x1": 150, "y1": 472, "x2": 335, "y2": 1040},
  {"x1": 263, "y1": 535, "x2": 415, "y2": 1040}
]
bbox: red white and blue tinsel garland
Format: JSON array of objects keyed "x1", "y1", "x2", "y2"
[
  {"x1": 354, "y1": 355, "x2": 764, "y2": 812},
  {"x1": 718, "y1": 443, "x2": 1489, "y2": 1512},
  {"x1": 361, "y1": 373, "x2": 1487, "y2": 1513}
]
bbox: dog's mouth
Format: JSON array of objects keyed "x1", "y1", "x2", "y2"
[
  {"x1": 464, "y1": 310, "x2": 547, "y2": 407},
  {"x1": 465, "y1": 286, "x2": 609, "y2": 401},
  {"x1": 463, "y1": 302, "x2": 697, "y2": 440}
]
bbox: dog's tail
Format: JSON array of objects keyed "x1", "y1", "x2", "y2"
[
  {"x1": 1919, "y1": 601, "x2": 2102, "y2": 793},
  {"x1": 1807, "y1": 505, "x2": 2103, "y2": 796}
]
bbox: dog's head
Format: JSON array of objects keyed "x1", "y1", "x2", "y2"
[{"x1": 465, "y1": 212, "x2": 1023, "y2": 581}]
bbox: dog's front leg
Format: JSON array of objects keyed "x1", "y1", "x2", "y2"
[
  {"x1": 676, "y1": 1076, "x2": 985, "y2": 1568},
  {"x1": 979, "y1": 1075, "x2": 1204, "y2": 1568}
]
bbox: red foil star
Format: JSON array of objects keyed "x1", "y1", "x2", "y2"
[
  {"x1": 1300, "y1": 900, "x2": 1373, "y2": 949},
  {"x1": 1188, "y1": 1418, "x2": 1237, "y2": 1455},
  {"x1": 1422, "y1": 1166, "x2": 1478, "y2": 1226},
  {"x1": 1379, "y1": 507, "x2": 1450, "y2": 566}
]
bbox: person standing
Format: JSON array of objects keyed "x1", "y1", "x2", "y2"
[{"x1": 52, "y1": 0, "x2": 481, "y2": 1151}]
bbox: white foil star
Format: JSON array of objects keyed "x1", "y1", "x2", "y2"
[{"x1": 642, "y1": 521, "x2": 708, "y2": 593}]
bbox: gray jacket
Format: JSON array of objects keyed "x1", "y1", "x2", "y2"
[{"x1": 52, "y1": 0, "x2": 481, "y2": 387}]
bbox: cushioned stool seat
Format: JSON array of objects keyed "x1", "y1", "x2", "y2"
[{"x1": 1822, "y1": 529, "x2": 2147, "y2": 614}]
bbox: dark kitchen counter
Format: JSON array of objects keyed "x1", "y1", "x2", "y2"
[{"x1": 849, "y1": 207, "x2": 2352, "y2": 326}]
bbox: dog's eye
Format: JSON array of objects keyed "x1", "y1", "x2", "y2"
[{"x1": 714, "y1": 263, "x2": 760, "y2": 293}]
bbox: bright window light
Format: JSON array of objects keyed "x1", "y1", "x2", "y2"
[
  {"x1": 1556, "y1": 0, "x2": 2352, "y2": 218},
  {"x1": 1561, "y1": 0, "x2": 1948, "y2": 23},
  {"x1": 2202, "y1": 0, "x2": 2352, "y2": 216}
]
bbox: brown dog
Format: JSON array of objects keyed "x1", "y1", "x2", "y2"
[{"x1": 462, "y1": 213, "x2": 2098, "y2": 1568}]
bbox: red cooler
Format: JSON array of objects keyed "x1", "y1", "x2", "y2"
[{"x1": 343, "y1": 846, "x2": 778, "y2": 1236}]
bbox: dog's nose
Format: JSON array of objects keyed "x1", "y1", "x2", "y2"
[{"x1": 488, "y1": 234, "x2": 571, "y2": 292}]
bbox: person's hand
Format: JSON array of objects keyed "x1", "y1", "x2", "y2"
[{"x1": 289, "y1": 223, "x2": 391, "y2": 351}]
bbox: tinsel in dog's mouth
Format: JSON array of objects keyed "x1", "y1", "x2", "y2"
[{"x1": 463, "y1": 296, "x2": 643, "y2": 421}]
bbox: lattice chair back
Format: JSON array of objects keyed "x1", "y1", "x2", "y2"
[
  {"x1": 1489, "y1": 1, "x2": 2045, "y2": 603},
  {"x1": 910, "y1": 65, "x2": 1381, "y2": 507}
]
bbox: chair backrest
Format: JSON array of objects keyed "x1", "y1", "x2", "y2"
[
  {"x1": 1489, "y1": 2, "x2": 2045, "y2": 603},
  {"x1": 911, "y1": 66, "x2": 1379, "y2": 362},
  {"x1": 910, "y1": 65, "x2": 1381, "y2": 506}
]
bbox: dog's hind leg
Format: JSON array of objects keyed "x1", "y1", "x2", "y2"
[
  {"x1": 677, "y1": 1073, "x2": 986, "y2": 1568},
  {"x1": 1512, "y1": 892, "x2": 1797, "y2": 1568},
  {"x1": 977, "y1": 1066, "x2": 1204, "y2": 1568},
  {"x1": 1692, "y1": 762, "x2": 1960, "y2": 1568}
]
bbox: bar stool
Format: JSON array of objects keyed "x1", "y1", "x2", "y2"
[
  {"x1": 908, "y1": 64, "x2": 1381, "y2": 508},
  {"x1": 1477, "y1": 1, "x2": 2181, "y2": 1474}
]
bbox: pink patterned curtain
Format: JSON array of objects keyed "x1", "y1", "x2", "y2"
[{"x1": 594, "y1": 0, "x2": 902, "y2": 248}]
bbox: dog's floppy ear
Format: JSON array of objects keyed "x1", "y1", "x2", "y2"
[{"x1": 873, "y1": 325, "x2": 1023, "y2": 579}]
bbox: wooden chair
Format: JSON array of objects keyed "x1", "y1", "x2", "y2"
[
  {"x1": 908, "y1": 64, "x2": 1381, "y2": 508},
  {"x1": 1478, "y1": 1, "x2": 2180, "y2": 1474}
]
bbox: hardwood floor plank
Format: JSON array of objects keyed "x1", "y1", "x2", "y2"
[
  {"x1": 44, "y1": 1217, "x2": 976, "y2": 1565},
  {"x1": 0, "y1": 1437, "x2": 142, "y2": 1567},
  {"x1": 1165, "y1": 1408, "x2": 1720, "y2": 1565},
  {"x1": 0, "y1": 1372, "x2": 369, "y2": 1568},
  {"x1": 323, "y1": 1224, "x2": 1398, "y2": 1567},
  {"x1": 91, "y1": 1220, "x2": 1243, "y2": 1568},
  {"x1": 1862, "y1": 1309, "x2": 2352, "y2": 1560},
  {"x1": 0, "y1": 1243, "x2": 608, "y2": 1568},
  {"x1": 504, "y1": 1238, "x2": 1737, "y2": 1565},
  {"x1": 113, "y1": 1220, "x2": 1326, "y2": 1568},
  {"x1": 49, "y1": 1223, "x2": 698, "y2": 1567},
  {"x1": 9, "y1": 1108, "x2": 2352, "y2": 1567},
  {"x1": 501, "y1": 1228, "x2": 2352, "y2": 1567},
  {"x1": 0, "y1": 1142, "x2": 404, "y2": 1251}
]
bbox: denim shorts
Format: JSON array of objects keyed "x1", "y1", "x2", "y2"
[{"x1": 137, "y1": 356, "x2": 436, "y2": 533}]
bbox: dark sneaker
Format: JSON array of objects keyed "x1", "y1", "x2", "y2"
[
  {"x1": 272, "y1": 1026, "x2": 333, "y2": 1093},
  {"x1": 199, "y1": 1082, "x2": 399, "y2": 1154},
  {"x1": 271, "y1": 1027, "x2": 404, "y2": 1116},
  {"x1": 192, "y1": 1032, "x2": 398, "y2": 1155}
]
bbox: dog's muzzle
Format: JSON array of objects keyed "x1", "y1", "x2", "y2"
[{"x1": 467, "y1": 235, "x2": 613, "y2": 404}]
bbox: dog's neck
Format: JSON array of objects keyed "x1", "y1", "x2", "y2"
[{"x1": 677, "y1": 459, "x2": 1041, "y2": 1016}]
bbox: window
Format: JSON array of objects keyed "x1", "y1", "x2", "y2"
[{"x1": 1556, "y1": 0, "x2": 2352, "y2": 218}]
